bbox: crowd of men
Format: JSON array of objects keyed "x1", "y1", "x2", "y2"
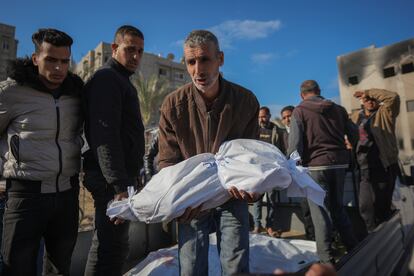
[{"x1": 0, "y1": 24, "x2": 401, "y2": 276}]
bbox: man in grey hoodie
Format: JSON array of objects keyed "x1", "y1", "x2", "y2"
[{"x1": 287, "y1": 80, "x2": 357, "y2": 263}]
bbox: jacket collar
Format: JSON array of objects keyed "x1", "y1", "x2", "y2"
[
  {"x1": 8, "y1": 58, "x2": 83, "y2": 97},
  {"x1": 108, "y1": 57, "x2": 135, "y2": 77},
  {"x1": 191, "y1": 75, "x2": 227, "y2": 114}
]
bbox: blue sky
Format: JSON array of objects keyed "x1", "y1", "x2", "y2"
[{"x1": 2, "y1": 0, "x2": 413, "y2": 117}]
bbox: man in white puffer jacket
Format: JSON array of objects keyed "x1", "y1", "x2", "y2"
[{"x1": 0, "y1": 28, "x2": 83, "y2": 275}]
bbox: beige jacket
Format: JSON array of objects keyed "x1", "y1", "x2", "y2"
[{"x1": 351, "y1": 89, "x2": 400, "y2": 168}]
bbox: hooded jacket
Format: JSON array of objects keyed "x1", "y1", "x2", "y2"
[
  {"x1": 288, "y1": 95, "x2": 356, "y2": 168},
  {"x1": 350, "y1": 89, "x2": 400, "y2": 168},
  {"x1": 0, "y1": 58, "x2": 83, "y2": 193}
]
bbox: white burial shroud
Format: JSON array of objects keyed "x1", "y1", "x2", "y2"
[{"x1": 106, "y1": 139, "x2": 326, "y2": 223}]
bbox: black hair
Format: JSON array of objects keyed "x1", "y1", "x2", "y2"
[
  {"x1": 32, "y1": 28, "x2": 73, "y2": 53},
  {"x1": 281, "y1": 105, "x2": 294, "y2": 115},
  {"x1": 114, "y1": 25, "x2": 144, "y2": 43},
  {"x1": 259, "y1": 106, "x2": 271, "y2": 114}
]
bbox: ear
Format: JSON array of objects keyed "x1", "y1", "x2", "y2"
[
  {"x1": 111, "y1": 43, "x2": 118, "y2": 57},
  {"x1": 32, "y1": 53, "x2": 38, "y2": 66},
  {"x1": 218, "y1": 51, "x2": 224, "y2": 66},
  {"x1": 300, "y1": 92, "x2": 305, "y2": 100}
]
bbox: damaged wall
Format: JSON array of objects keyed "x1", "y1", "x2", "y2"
[{"x1": 337, "y1": 38, "x2": 414, "y2": 171}]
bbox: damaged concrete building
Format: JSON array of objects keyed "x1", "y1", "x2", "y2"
[
  {"x1": 0, "y1": 23, "x2": 18, "y2": 81},
  {"x1": 337, "y1": 38, "x2": 414, "y2": 174}
]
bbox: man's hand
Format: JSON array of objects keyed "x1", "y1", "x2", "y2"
[
  {"x1": 177, "y1": 205, "x2": 203, "y2": 224},
  {"x1": 111, "y1": 191, "x2": 129, "y2": 225},
  {"x1": 274, "y1": 263, "x2": 336, "y2": 276},
  {"x1": 344, "y1": 136, "x2": 352, "y2": 150},
  {"x1": 305, "y1": 263, "x2": 336, "y2": 276},
  {"x1": 228, "y1": 186, "x2": 260, "y2": 203}
]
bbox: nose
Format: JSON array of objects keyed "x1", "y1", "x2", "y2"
[
  {"x1": 194, "y1": 60, "x2": 202, "y2": 75},
  {"x1": 132, "y1": 52, "x2": 141, "y2": 61}
]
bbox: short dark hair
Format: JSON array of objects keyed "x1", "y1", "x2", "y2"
[
  {"x1": 114, "y1": 25, "x2": 144, "y2": 43},
  {"x1": 259, "y1": 106, "x2": 271, "y2": 115},
  {"x1": 281, "y1": 105, "x2": 294, "y2": 115},
  {"x1": 32, "y1": 28, "x2": 73, "y2": 53},
  {"x1": 184, "y1": 30, "x2": 220, "y2": 53},
  {"x1": 300, "y1": 80, "x2": 320, "y2": 95}
]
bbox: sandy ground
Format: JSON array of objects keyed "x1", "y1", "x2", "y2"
[{"x1": 78, "y1": 184, "x2": 95, "y2": 231}]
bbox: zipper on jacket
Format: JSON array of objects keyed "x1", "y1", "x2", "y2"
[{"x1": 54, "y1": 98, "x2": 63, "y2": 193}]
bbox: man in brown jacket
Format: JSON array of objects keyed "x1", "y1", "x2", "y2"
[
  {"x1": 352, "y1": 89, "x2": 400, "y2": 233},
  {"x1": 158, "y1": 30, "x2": 260, "y2": 276}
]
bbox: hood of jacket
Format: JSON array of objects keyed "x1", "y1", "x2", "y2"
[
  {"x1": 7, "y1": 57, "x2": 83, "y2": 96},
  {"x1": 299, "y1": 95, "x2": 335, "y2": 114}
]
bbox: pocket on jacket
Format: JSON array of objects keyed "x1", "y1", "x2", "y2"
[{"x1": 10, "y1": 135, "x2": 20, "y2": 166}]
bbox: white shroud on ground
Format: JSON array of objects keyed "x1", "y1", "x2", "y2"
[{"x1": 125, "y1": 234, "x2": 318, "y2": 276}]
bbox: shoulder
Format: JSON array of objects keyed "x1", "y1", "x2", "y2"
[
  {"x1": 225, "y1": 79, "x2": 257, "y2": 101},
  {"x1": 84, "y1": 67, "x2": 123, "y2": 95},
  {"x1": 292, "y1": 102, "x2": 304, "y2": 115},
  {"x1": 0, "y1": 79, "x2": 18, "y2": 93},
  {"x1": 223, "y1": 79, "x2": 259, "y2": 115},
  {"x1": 0, "y1": 79, "x2": 23, "y2": 100},
  {"x1": 334, "y1": 103, "x2": 349, "y2": 117},
  {"x1": 161, "y1": 82, "x2": 193, "y2": 112},
  {"x1": 90, "y1": 67, "x2": 120, "y2": 83}
]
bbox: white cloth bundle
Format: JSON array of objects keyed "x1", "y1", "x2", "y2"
[{"x1": 106, "y1": 139, "x2": 325, "y2": 223}]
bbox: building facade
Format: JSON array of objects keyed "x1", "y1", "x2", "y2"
[
  {"x1": 76, "y1": 42, "x2": 191, "y2": 128},
  {"x1": 0, "y1": 23, "x2": 18, "y2": 81},
  {"x1": 337, "y1": 38, "x2": 414, "y2": 173},
  {"x1": 76, "y1": 42, "x2": 191, "y2": 88}
]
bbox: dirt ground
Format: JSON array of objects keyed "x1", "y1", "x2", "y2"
[{"x1": 78, "y1": 184, "x2": 95, "y2": 231}]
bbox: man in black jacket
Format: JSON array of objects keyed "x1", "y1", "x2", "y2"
[{"x1": 83, "y1": 25, "x2": 145, "y2": 276}]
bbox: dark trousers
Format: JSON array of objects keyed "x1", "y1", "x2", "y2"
[
  {"x1": 359, "y1": 163, "x2": 398, "y2": 233},
  {"x1": 2, "y1": 180, "x2": 79, "y2": 276},
  {"x1": 83, "y1": 171, "x2": 130, "y2": 276},
  {"x1": 308, "y1": 169, "x2": 358, "y2": 263}
]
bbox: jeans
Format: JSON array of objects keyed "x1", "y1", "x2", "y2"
[
  {"x1": 2, "y1": 182, "x2": 79, "y2": 276},
  {"x1": 83, "y1": 171, "x2": 130, "y2": 276},
  {"x1": 300, "y1": 199, "x2": 315, "y2": 240},
  {"x1": 359, "y1": 164, "x2": 398, "y2": 232},
  {"x1": 178, "y1": 199, "x2": 249, "y2": 276},
  {"x1": 252, "y1": 190, "x2": 277, "y2": 228},
  {"x1": 307, "y1": 169, "x2": 357, "y2": 263}
]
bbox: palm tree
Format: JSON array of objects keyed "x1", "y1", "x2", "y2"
[{"x1": 133, "y1": 73, "x2": 171, "y2": 127}]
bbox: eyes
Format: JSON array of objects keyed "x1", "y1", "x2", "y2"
[
  {"x1": 45, "y1": 56, "x2": 70, "y2": 64},
  {"x1": 186, "y1": 56, "x2": 211, "y2": 66},
  {"x1": 125, "y1": 46, "x2": 143, "y2": 56}
]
